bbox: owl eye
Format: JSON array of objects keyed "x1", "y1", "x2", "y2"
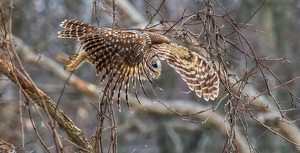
[{"x1": 152, "y1": 63, "x2": 158, "y2": 68}]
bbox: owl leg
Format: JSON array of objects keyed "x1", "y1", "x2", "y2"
[{"x1": 65, "y1": 52, "x2": 90, "y2": 71}]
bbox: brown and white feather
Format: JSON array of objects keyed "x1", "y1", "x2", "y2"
[
  {"x1": 153, "y1": 43, "x2": 219, "y2": 101},
  {"x1": 58, "y1": 20, "x2": 170, "y2": 111},
  {"x1": 58, "y1": 19, "x2": 220, "y2": 112}
]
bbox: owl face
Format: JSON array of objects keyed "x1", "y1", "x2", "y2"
[{"x1": 145, "y1": 55, "x2": 162, "y2": 79}]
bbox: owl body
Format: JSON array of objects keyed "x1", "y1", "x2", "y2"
[
  {"x1": 58, "y1": 19, "x2": 220, "y2": 111},
  {"x1": 59, "y1": 20, "x2": 170, "y2": 110}
]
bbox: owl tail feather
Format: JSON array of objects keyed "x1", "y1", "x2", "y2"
[{"x1": 65, "y1": 52, "x2": 90, "y2": 71}]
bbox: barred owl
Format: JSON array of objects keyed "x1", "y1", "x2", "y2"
[{"x1": 58, "y1": 19, "x2": 219, "y2": 111}]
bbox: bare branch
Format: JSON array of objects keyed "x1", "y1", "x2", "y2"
[{"x1": 0, "y1": 59, "x2": 94, "y2": 152}]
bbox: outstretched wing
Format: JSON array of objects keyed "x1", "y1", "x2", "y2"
[
  {"x1": 58, "y1": 20, "x2": 156, "y2": 111},
  {"x1": 58, "y1": 20, "x2": 149, "y2": 73},
  {"x1": 153, "y1": 43, "x2": 219, "y2": 101}
]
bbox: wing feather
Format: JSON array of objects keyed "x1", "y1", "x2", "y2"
[
  {"x1": 154, "y1": 43, "x2": 219, "y2": 101},
  {"x1": 58, "y1": 20, "x2": 98, "y2": 38}
]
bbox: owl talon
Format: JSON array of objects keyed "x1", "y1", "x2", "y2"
[{"x1": 65, "y1": 64, "x2": 74, "y2": 71}]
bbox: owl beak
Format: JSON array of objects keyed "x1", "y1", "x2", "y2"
[{"x1": 158, "y1": 72, "x2": 161, "y2": 77}]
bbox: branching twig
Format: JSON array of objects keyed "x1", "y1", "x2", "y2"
[{"x1": 0, "y1": 59, "x2": 94, "y2": 152}]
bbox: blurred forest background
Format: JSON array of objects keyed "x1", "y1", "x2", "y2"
[{"x1": 1, "y1": 0, "x2": 300, "y2": 152}]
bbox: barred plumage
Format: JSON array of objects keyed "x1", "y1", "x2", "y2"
[
  {"x1": 58, "y1": 19, "x2": 219, "y2": 111},
  {"x1": 58, "y1": 19, "x2": 170, "y2": 111},
  {"x1": 152, "y1": 43, "x2": 219, "y2": 101}
]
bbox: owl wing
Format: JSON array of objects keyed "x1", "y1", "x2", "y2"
[
  {"x1": 153, "y1": 43, "x2": 219, "y2": 101},
  {"x1": 58, "y1": 20, "x2": 154, "y2": 111},
  {"x1": 58, "y1": 20, "x2": 149, "y2": 76}
]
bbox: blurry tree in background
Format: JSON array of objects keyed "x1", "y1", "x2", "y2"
[{"x1": 1, "y1": 0, "x2": 300, "y2": 152}]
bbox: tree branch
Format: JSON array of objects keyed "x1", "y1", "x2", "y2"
[{"x1": 0, "y1": 59, "x2": 93, "y2": 152}]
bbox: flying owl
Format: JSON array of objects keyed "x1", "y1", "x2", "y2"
[{"x1": 58, "y1": 19, "x2": 219, "y2": 111}]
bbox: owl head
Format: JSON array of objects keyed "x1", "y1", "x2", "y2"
[
  {"x1": 146, "y1": 55, "x2": 162, "y2": 79},
  {"x1": 140, "y1": 52, "x2": 162, "y2": 80}
]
